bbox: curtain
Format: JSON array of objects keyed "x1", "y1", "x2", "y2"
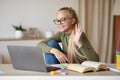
[{"x1": 78, "y1": 0, "x2": 115, "y2": 63}]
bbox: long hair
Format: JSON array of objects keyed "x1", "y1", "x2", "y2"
[{"x1": 58, "y1": 7, "x2": 86, "y2": 63}]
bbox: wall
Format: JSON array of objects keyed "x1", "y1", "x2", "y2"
[
  {"x1": 0, "y1": 0, "x2": 78, "y2": 38},
  {"x1": 113, "y1": 0, "x2": 120, "y2": 15}
]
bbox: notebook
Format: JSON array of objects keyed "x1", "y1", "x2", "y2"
[{"x1": 7, "y1": 45, "x2": 60, "y2": 72}]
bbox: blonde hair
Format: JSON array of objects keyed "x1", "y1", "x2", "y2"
[{"x1": 58, "y1": 7, "x2": 86, "y2": 63}]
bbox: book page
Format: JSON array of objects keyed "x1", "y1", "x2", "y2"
[
  {"x1": 67, "y1": 64, "x2": 96, "y2": 73},
  {"x1": 81, "y1": 61, "x2": 107, "y2": 70}
]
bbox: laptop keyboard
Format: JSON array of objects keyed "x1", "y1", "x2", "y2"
[{"x1": 46, "y1": 66, "x2": 61, "y2": 72}]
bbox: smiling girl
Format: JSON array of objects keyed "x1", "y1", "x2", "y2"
[{"x1": 38, "y1": 7, "x2": 99, "y2": 64}]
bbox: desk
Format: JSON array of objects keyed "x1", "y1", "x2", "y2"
[{"x1": 0, "y1": 64, "x2": 120, "y2": 76}]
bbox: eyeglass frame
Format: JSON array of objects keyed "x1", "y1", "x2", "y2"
[{"x1": 53, "y1": 17, "x2": 72, "y2": 25}]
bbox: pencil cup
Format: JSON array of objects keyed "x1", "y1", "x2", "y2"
[{"x1": 116, "y1": 55, "x2": 120, "y2": 69}]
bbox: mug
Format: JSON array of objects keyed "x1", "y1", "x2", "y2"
[{"x1": 45, "y1": 31, "x2": 53, "y2": 38}]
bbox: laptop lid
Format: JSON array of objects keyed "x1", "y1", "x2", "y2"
[{"x1": 7, "y1": 45, "x2": 50, "y2": 72}]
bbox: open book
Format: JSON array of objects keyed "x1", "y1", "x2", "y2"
[{"x1": 67, "y1": 61, "x2": 109, "y2": 73}]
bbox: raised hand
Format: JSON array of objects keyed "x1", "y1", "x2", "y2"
[{"x1": 73, "y1": 23, "x2": 83, "y2": 48}]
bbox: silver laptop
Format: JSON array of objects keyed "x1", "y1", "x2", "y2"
[{"x1": 7, "y1": 45, "x2": 60, "y2": 72}]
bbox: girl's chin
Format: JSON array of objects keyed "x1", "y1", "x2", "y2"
[{"x1": 60, "y1": 29, "x2": 65, "y2": 32}]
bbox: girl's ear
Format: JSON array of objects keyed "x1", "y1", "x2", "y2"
[{"x1": 71, "y1": 18, "x2": 76, "y2": 25}]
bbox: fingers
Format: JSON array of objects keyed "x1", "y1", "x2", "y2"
[
  {"x1": 78, "y1": 23, "x2": 83, "y2": 32},
  {"x1": 51, "y1": 48, "x2": 68, "y2": 63},
  {"x1": 54, "y1": 52, "x2": 68, "y2": 63},
  {"x1": 75, "y1": 24, "x2": 78, "y2": 32},
  {"x1": 57, "y1": 55, "x2": 68, "y2": 63}
]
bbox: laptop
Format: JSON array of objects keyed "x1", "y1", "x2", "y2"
[{"x1": 7, "y1": 45, "x2": 60, "y2": 72}]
